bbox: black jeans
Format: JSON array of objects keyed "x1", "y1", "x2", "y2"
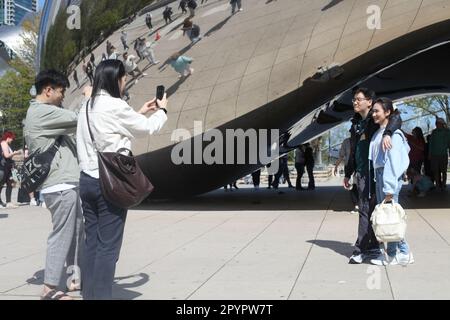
[
  {"x1": 251, "y1": 170, "x2": 261, "y2": 187},
  {"x1": 306, "y1": 164, "x2": 315, "y2": 188},
  {"x1": 295, "y1": 163, "x2": 305, "y2": 189},
  {"x1": 80, "y1": 172, "x2": 127, "y2": 300},
  {"x1": 353, "y1": 172, "x2": 380, "y2": 256}
]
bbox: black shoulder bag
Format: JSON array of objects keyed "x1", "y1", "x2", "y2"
[
  {"x1": 85, "y1": 101, "x2": 154, "y2": 208},
  {"x1": 21, "y1": 136, "x2": 63, "y2": 193}
]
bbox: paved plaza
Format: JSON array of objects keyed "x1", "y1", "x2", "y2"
[{"x1": 0, "y1": 178, "x2": 449, "y2": 300}]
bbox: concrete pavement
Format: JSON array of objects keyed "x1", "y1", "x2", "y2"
[{"x1": 0, "y1": 178, "x2": 449, "y2": 300}]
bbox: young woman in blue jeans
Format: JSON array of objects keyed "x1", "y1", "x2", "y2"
[{"x1": 368, "y1": 97, "x2": 414, "y2": 266}]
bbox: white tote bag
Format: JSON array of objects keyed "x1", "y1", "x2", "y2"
[{"x1": 371, "y1": 199, "x2": 407, "y2": 242}]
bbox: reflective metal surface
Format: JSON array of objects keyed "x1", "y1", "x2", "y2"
[{"x1": 38, "y1": 0, "x2": 450, "y2": 198}]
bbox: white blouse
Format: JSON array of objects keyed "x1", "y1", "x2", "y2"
[{"x1": 77, "y1": 91, "x2": 167, "y2": 178}]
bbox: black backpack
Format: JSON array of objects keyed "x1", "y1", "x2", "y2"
[
  {"x1": 21, "y1": 136, "x2": 63, "y2": 193},
  {"x1": 188, "y1": 0, "x2": 197, "y2": 9}
]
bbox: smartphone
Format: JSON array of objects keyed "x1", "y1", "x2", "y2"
[{"x1": 156, "y1": 85, "x2": 165, "y2": 100}]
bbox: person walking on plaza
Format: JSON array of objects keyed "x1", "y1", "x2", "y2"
[
  {"x1": 230, "y1": 0, "x2": 243, "y2": 14},
  {"x1": 73, "y1": 69, "x2": 80, "y2": 89},
  {"x1": 120, "y1": 31, "x2": 130, "y2": 51},
  {"x1": 122, "y1": 52, "x2": 147, "y2": 84},
  {"x1": 77, "y1": 59, "x2": 168, "y2": 300},
  {"x1": 294, "y1": 145, "x2": 306, "y2": 190},
  {"x1": 90, "y1": 53, "x2": 96, "y2": 69},
  {"x1": 368, "y1": 97, "x2": 414, "y2": 266},
  {"x1": 304, "y1": 143, "x2": 315, "y2": 190},
  {"x1": 145, "y1": 13, "x2": 153, "y2": 31},
  {"x1": 163, "y1": 6, "x2": 173, "y2": 24},
  {"x1": 137, "y1": 37, "x2": 160, "y2": 66},
  {"x1": 179, "y1": 0, "x2": 188, "y2": 14},
  {"x1": 344, "y1": 88, "x2": 402, "y2": 265},
  {"x1": 182, "y1": 18, "x2": 202, "y2": 44},
  {"x1": 187, "y1": 0, "x2": 197, "y2": 17},
  {"x1": 272, "y1": 154, "x2": 293, "y2": 189},
  {"x1": 251, "y1": 169, "x2": 261, "y2": 189},
  {"x1": 428, "y1": 117, "x2": 450, "y2": 191},
  {"x1": 24, "y1": 70, "x2": 85, "y2": 300},
  {"x1": 402, "y1": 127, "x2": 425, "y2": 176},
  {"x1": 168, "y1": 52, "x2": 194, "y2": 78},
  {"x1": 0, "y1": 132, "x2": 20, "y2": 208},
  {"x1": 83, "y1": 59, "x2": 94, "y2": 85}
]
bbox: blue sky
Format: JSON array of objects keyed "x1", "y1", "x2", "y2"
[{"x1": 38, "y1": 0, "x2": 45, "y2": 11}]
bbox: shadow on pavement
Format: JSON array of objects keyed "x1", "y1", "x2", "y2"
[
  {"x1": 321, "y1": 0, "x2": 344, "y2": 11},
  {"x1": 306, "y1": 240, "x2": 354, "y2": 258},
  {"x1": 135, "y1": 185, "x2": 450, "y2": 212},
  {"x1": 0, "y1": 213, "x2": 8, "y2": 219},
  {"x1": 112, "y1": 273, "x2": 150, "y2": 300}
]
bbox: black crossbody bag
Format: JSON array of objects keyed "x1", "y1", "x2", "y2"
[{"x1": 21, "y1": 136, "x2": 63, "y2": 193}]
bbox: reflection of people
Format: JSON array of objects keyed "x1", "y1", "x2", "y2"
[
  {"x1": 24, "y1": 70, "x2": 84, "y2": 300},
  {"x1": 145, "y1": 13, "x2": 153, "y2": 30},
  {"x1": 368, "y1": 97, "x2": 413, "y2": 266},
  {"x1": 429, "y1": 117, "x2": 450, "y2": 191},
  {"x1": 179, "y1": 0, "x2": 188, "y2": 14},
  {"x1": 230, "y1": 0, "x2": 243, "y2": 14},
  {"x1": 86, "y1": 60, "x2": 94, "y2": 85},
  {"x1": 163, "y1": 6, "x2": 173, "y2": 24},
  {"x1": 120, "y1": 31, "x2": 129, "y2": 50},
  {"x1": 187, "y1": 0, "x2": 197, "y2": 17},
  {"x1": 137, "y1": 38, "x2": 159, "y2": 65},
  {"x1": 182, "y1": 18, "x2": 202, "y2": 43},
  {"x1": 122, "y1": 52, "x2": 147, "y2": 84},
  {"x1": 73, "y1": 69, "x2": 80, "y2": 88},
  {"x1": 108, "y1": 46, "x2": 119, "y2": 60},
  {"x1": 0, "y1": 131, "x2": 20, "y2": 209},
  {"x1": 168, "y1": 52, "x2": 194, "y2": 78},
  {"x1": 90, "y1": 53, "x2": 96, "y2": 69},
  {"x1": 77, "y1": 60, "x2": 168, "y2": 300}
]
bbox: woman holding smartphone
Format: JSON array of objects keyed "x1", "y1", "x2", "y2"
[{"x1": 77, "y1": 59, "x2": 168, "y2": 299}]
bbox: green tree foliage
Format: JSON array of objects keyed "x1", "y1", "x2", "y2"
[
  {"x1": 42, "y1": 0, "x2": 155, "y2": 72},
  {"x1": 0, "y1": 14, "x2": 40, "y2": 149},
  {"x1": 404, "y1": 95, "x2": 450, "y2": 124}
]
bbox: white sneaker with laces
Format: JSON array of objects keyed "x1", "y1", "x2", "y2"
[
  {"x1": 370, "y1": 254, "x2": 393, "y2": 266},
  {"x1": 390, "y1": 252, "x2": 414, "y2": 265}
]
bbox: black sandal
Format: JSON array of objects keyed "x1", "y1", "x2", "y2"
[{"x1": 40, "y1": 289, "x2": 73, "y2": 300}]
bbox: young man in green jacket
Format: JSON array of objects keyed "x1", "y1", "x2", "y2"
[{"x1": 23, "y1": 70, "x2": 87, "y2": 300}]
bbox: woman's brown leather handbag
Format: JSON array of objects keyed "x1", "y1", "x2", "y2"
[{"x1": 85, "y1": 102, "x2": 154, "y2": 208}]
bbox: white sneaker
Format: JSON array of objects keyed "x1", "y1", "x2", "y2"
[
  {"x1": 348, "y1": 253, "x2": 364, "y2": 264},
  {"x1": 30, "y1": 199, "x2": 38, "y2": 206},
  {"x1": 370, "y1": 254, "x2": 393, "y2": 266},
  {"x1": 41, "y1": 202, "x2": 47, "y2": 209},
  {"x1": 390, "y1": 252, "x2": 414, "y2": 265},
  {"x1": 142, "y1": 73, "x2": 148, "y2": 76},
  {"x1": 6, "y1": 202, "x2": 19, "y2": 209}
]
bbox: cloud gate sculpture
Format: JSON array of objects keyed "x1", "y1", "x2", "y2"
[{"x1": 38, "y1": 0, "x2": 450, "y2": 198}]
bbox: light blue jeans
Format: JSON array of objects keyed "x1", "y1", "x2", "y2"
[{"x1": 374, "y1": 167, "x2": 410, "y2": 257}]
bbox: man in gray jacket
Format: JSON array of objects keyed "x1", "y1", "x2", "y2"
[{"x1": 23, "y1": 70, "x2": 85, "y2": 300}]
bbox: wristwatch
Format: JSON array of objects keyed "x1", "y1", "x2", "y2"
[{"x1": 159, "y1": 107, "x2": 167, "y2": 114}]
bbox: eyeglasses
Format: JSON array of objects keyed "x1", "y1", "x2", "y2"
[{"x1": 352, "y1": 97, "x2": 369, "y2": 103}]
